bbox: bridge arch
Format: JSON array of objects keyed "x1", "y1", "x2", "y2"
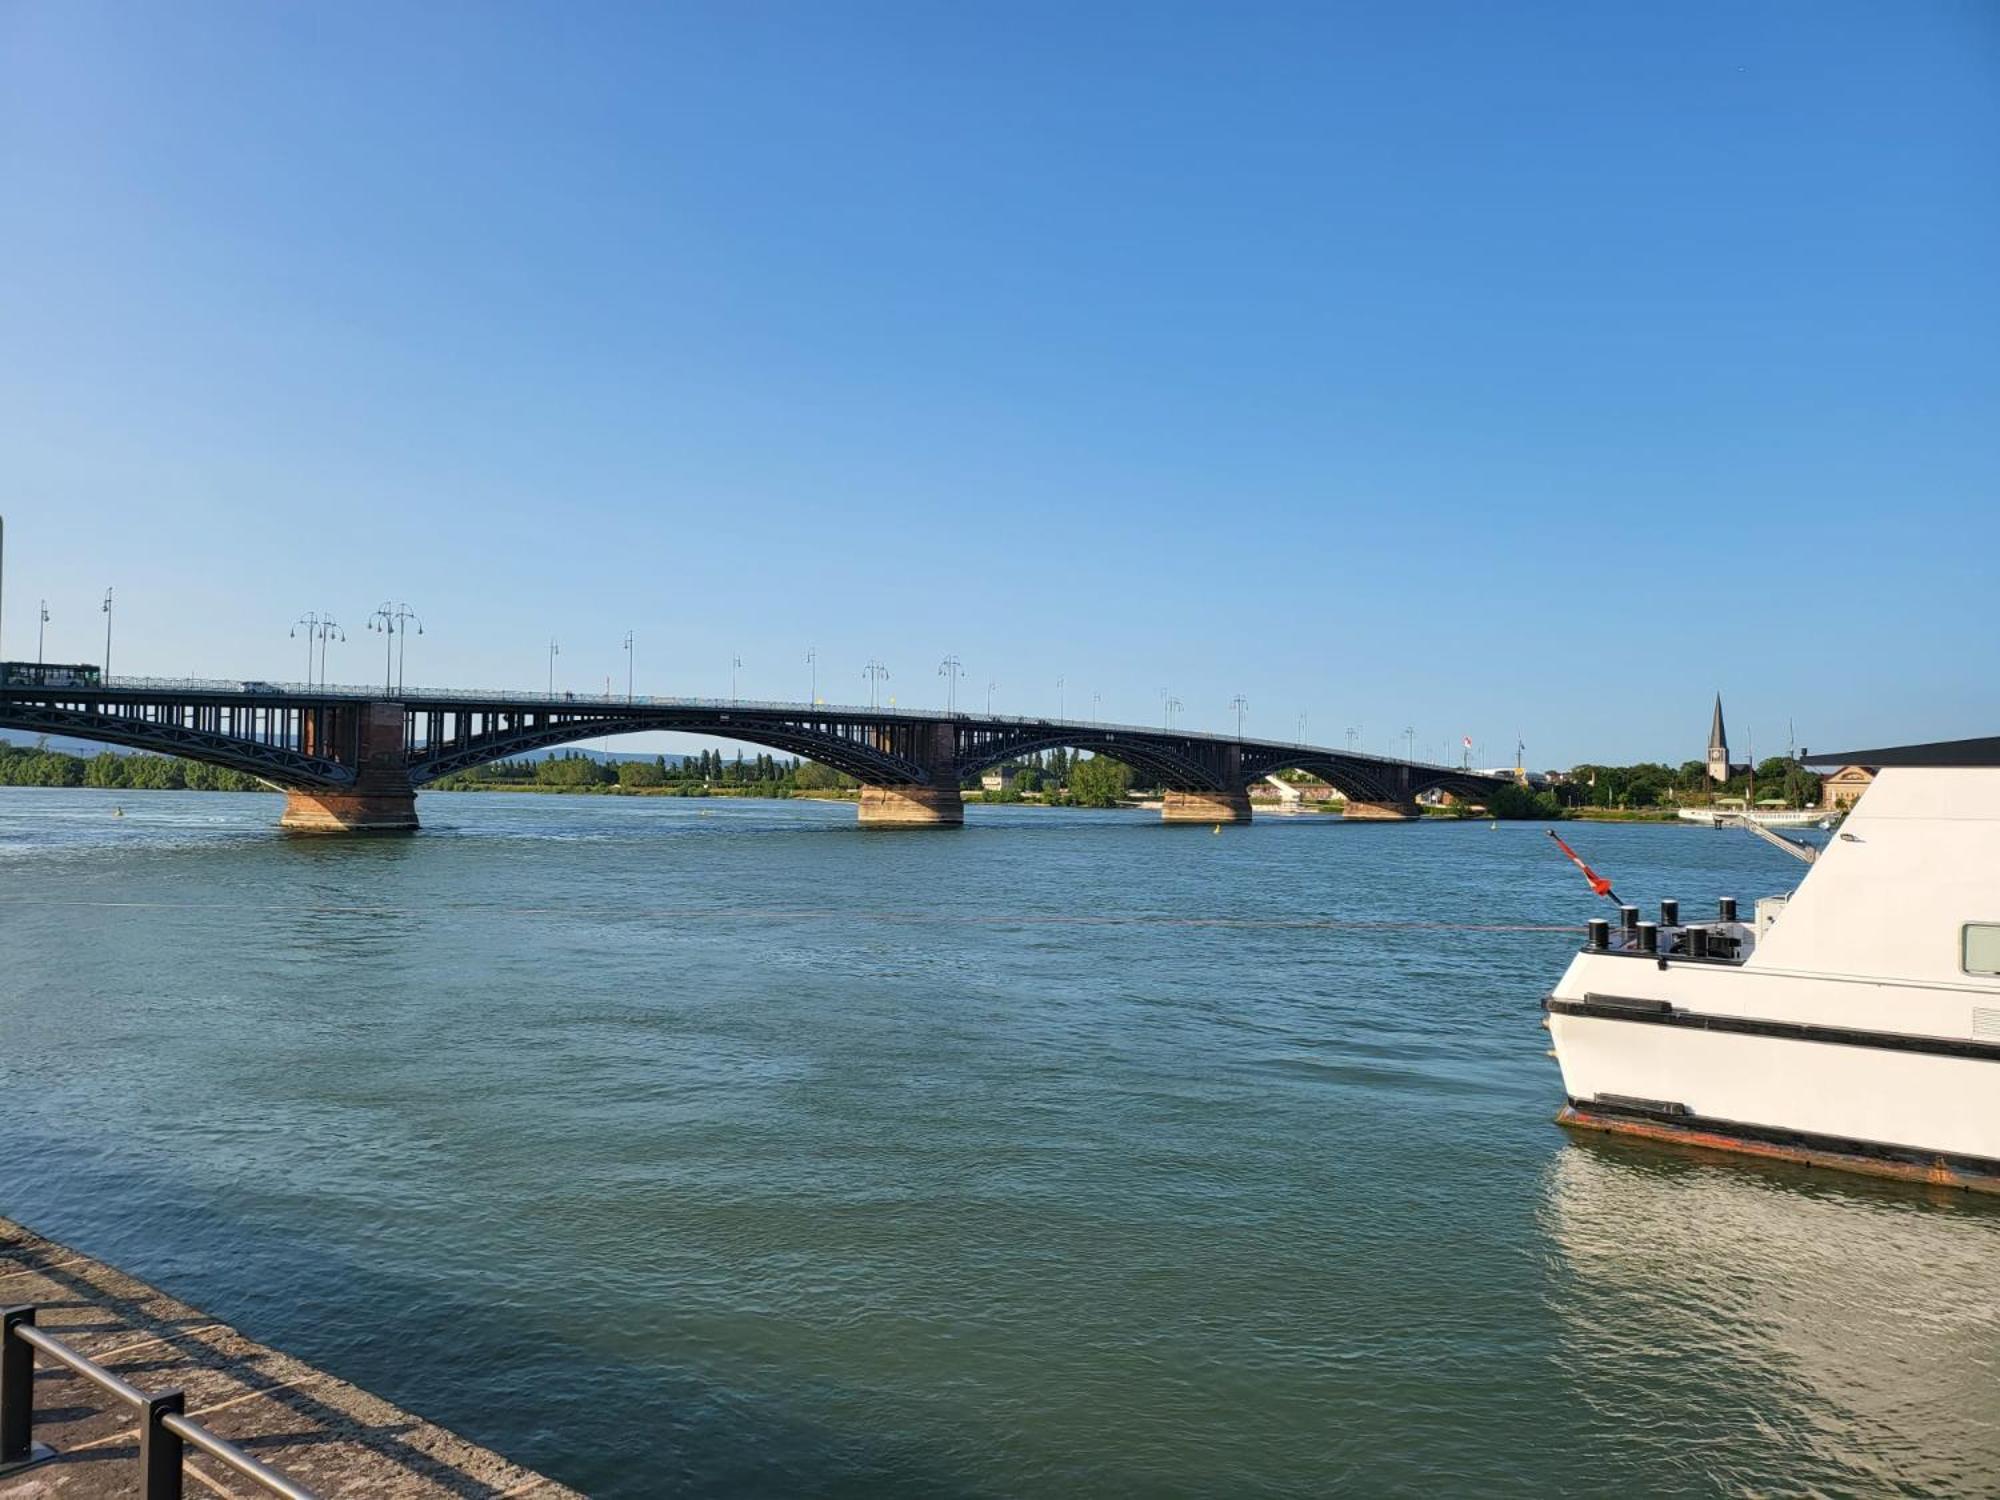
[
  {"x1": 950, "y1": 731, "x2": 1227, "y2": 790},
  {"x1": 1242, "y1": 753, "x2": 1405, "y2": 805},
  {"x1": 0, "y1": 701, "x2": 350, "y2": 788},
  {"x1": 406, "y1": 714, "x2": 929, "y2": 788}
]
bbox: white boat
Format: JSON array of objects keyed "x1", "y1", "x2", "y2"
[
  {"x1": 1676, "y1": 806, "x2": 1824, "y2": 828},
  {"x1": 1545, "y1": 736, "x2": 2000, "y2": 1193}
]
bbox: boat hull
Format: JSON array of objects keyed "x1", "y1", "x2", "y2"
[
  {"x1": 1556, "y1": 1100, "x2": 2000, "y2": 1195},
  {"x1": 1548, "y1": 1001, "x2": 2000, "y2": 1193}
]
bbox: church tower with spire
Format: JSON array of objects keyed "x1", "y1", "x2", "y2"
[{"x1": 1707, "y1": 694, "x2": 1731, "y2": 783}]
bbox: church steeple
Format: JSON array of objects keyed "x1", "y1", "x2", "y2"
[{"x1": 1707, "y1": 694, "x2": 1730, "y2": 783}]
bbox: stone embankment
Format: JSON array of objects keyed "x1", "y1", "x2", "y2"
[{"x1": 0, "y1": 1217, "x2": 583, "y2": 1499}]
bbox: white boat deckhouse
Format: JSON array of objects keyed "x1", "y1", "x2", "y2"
[{"x1": 1544, "y1": 733, "x2": 2000, "y2": 1192}]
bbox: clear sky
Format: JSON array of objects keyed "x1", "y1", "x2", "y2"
[{"x1": 3, "y1": 2, "x2": 1995, "y2": 766}]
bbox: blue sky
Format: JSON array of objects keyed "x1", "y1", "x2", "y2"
[{"x1": 3, "y1": 1, "x2": 1994, "y2": 766}]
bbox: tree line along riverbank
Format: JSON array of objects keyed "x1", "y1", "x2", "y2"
[{"x1": 0, "y1": 739, "x2": 266, "y2": 790}]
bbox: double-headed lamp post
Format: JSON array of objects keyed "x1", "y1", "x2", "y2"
[
  {"x1": 101, "y1": 588, "x2": 114, "y2": 677},
  {"x1": 37, "y1": 599, "x2": 49, "y2": 666},
  {"x1": 864, "y1": 658, "x2": 889, "y2": 709},
  {"x1": 623, "y1": 630, "x2": 635, "y2": 702},
  {"x1": 366, "y1": 602, "x2": 423, "y2": 694},
  {"x1": 1231, "y1": 694, "x2": 1249, "y2": 739},
  {"x1": 291, "y1": 612, "x2": 343, "y2": 689},
  {"x1": 548, "y1": 638, "x2": 560, "y2": 696},
  {"x1": 937, "y1": 655, "x2": 962, "y2": 713}
]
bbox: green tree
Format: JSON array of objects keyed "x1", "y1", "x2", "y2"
[
  {"x1": 84, "y1": 751, "x2": 129, "y2": 789},
  {"x1": 1068, "y1": 754, "x2": 1132, "y2": 808},
  {"x1": 795, "y1": 760, "x2": 844, "y2": 791},
  {"x1": 618, "y1": 759, "x2": 665, "y2": 789}
]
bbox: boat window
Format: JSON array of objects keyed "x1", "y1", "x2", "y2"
[{"x1": 1964, "y1": 924, "x2": 2000, "y2": 977}]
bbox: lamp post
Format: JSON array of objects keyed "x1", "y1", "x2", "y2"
[
  {"x1": 623, "y1": 630, "x2": 635, "y2": 702},
  {"x1": 37, "y1": 600, "x2": 48, "y2": 665},
  {"x1": 548, "y1": 638, "x2": 560, "y2": 696},
  {"x1": 1296, "y1": 710, "x2": 1308, "y2": 745},
  {"x1": 986, "y1": 680, "x2": 998, "y2": 714},
  {"x1": 1163, "y1": 693, "x2": 1182, "y2": 730},
  {"x1": 937, "y1": 654, "x2": 962, "y2": 713},
  {"x1": 1056, "y1": 676, "x2": 1065, "y2": 721},
  {"x1": 101, "y1": 588, "x2": 114, "y2": 677},
  {"x1": 291, "y1": 612, "x2": 343, "y2": 689},
  {"x1": 366, "y1": 602, "x2": 423, "y2": 694},
  {"x1": 1092, "y1": 692, "x2": 1101, "y2": 721},
  {"x1": 1345, "y1": 725, "x2": 1359, "y2": 753},
  {"x1": 864, "y1": 658, "x2": 889, "y2": 709},
  {"x1": 732, "y1": 654, "x2": 743, "y2": 703},
  {"x1": 807, "y1": 646, "x2": 817, "y2": 705},
  {"x1": 1230, "y1": 695, "x2": 1249, "y2": 738},
  {"x1": 1405, "y1": 725, "x2": 1416, "y2": 761}
]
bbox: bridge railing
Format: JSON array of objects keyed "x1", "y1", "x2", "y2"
[{"x1": 40, "y1": 676, "x2": 1475, "y2": 772}]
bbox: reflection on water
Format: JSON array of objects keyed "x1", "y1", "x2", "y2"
[{"x1": 1542, "y1": 1138, "x2": 2000, "y2": 1494}]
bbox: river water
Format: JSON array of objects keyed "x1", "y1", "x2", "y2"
[{"x1": 1, "y1": 787, "x2": 1995, "y2": 1497}]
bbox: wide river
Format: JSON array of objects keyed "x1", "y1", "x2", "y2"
[{"x1": 2, "y1": 787, "x2": 1995, "y2": 1496}]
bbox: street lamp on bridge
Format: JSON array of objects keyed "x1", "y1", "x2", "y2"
[
  {"x1": 1231, "y1": 695, "x2": 1249, "y2": 739},
  {"x1": 1162, "y1": 692, "x2": 1182, "y2": 731},
  {"x1": 864, "y1": 658, "x2": 889, "y2": 709},
  {"x1": 366, "y1": 602, "x2": 423, "y2": 694},
  {"x1": 291, "y1": 612, "x2": 343, "y2": 690},
  {"x1": 37, "y1": 599, "x2": 48, "y2": 666},
  {"x1": 937, "y1": 655, "x2": 963, "y2": 714},
  {"x1": 807, "y1": 646, "x2": 817, "y2": 705},
  {"x1": 547, "y1": 638, "x2": 560, "y2": 696},
  {"x1": 622, "y1": 630, "x2": 635, "y2": 702},
  {"x1": 101, "y1": 588, "x2": 114, "y2": 678},
  {"x1": 1056, "y1": 676, "x2": 1065, "y2": 721},
  {"x1": 731, "y1": 654, "x2": 743, "y2": 703}
]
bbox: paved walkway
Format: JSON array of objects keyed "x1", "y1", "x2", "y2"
[{"x1": 0, "y1": 1217, "x2": 583, "y2": 1499}]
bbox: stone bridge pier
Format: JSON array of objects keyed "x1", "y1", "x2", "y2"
[
  {"x1": 1340, "y1": 799, "x2": 1421, "y2": 820},
  {"x1": 856, "y1": 722, "x2": 965, "y2": 827},
  {"x1": 1161, "y1": 745, "x2": 1252, "y2": 824},
  {"x1": 278, "y1": 702, "x2": 420, "y2": 832}
]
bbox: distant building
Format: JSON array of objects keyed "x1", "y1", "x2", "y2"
[
  {"x1": 1707, "y1": 695, "x2": 1751, "y2": 782},
  {"x1": 980, "y1": 765, "x2": 1017, "y2": 793},
  {"x1": 1821, "y1": 765, "x2": 1876, "y2": 811}
]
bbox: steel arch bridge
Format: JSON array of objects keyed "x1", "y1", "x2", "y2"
[{"x1": 0, "y1": 677, "x2": 1514, "y2": 831}]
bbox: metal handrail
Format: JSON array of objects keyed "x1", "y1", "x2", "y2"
[
  {"x1": 3, "y1": 675, "x2": 1477, "y2": 774},
  {"x1": 1, "y1": 1305, "x2": 321, "y2": 1499}
]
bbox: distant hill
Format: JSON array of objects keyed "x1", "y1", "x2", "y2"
[
  {"x1": 501, "y1": 747, "x2": 690, "y2": 767},
  {"x1": 0, "y1": 732, "x2": 124, "y2": 757}
]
